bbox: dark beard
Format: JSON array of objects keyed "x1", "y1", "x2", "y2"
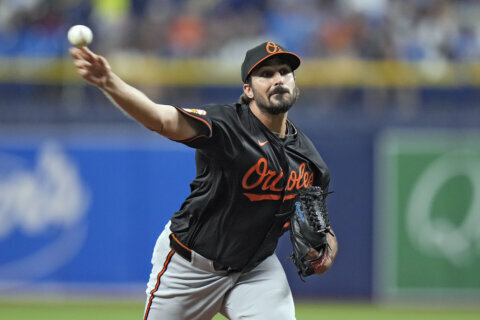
[{"x1": 253, "y1": 86, "x2": 298, "y2": 115}]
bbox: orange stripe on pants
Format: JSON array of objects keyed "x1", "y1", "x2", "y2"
[{"x1": 143, "y1": 249, "x2": 175, "y2": 320}]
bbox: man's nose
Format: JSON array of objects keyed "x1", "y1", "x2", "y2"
[{"x1": 272, "y1": 71, "x2": 284, "y2": 85}]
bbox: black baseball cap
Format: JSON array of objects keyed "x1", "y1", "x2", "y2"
[{"x1": 241, "y1": 41, "x2": 301, "y2": 83}]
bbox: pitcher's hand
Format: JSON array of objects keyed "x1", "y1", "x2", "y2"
[
  {"x1": 70, "y1": 46, "x2": 111, "y2": 89},
  {"x1": 304, "y1": 230, "x2": 338, "y2": 275}
]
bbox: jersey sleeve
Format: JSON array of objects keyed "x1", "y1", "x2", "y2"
[
  {"x1": 173, "y1": 106, "x2": 213, "y2": 148},
  {"x1": 172, "y1": 104, "x2": 234, "y2": 150}
]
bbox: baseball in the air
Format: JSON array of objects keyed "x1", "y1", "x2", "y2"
[{"x1": 67, "y1": 25, "x2": 93, "y2": 47}]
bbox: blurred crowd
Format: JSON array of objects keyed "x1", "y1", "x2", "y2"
[
  {"x1": 1, "y1": 0, "x2": 480, "y2": 126},
  {"x1": 1, "y1": 0, "x2": 480, "y2": 62}
]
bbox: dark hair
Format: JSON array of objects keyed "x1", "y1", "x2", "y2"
[{"x1": 238, "y1": 76, "x2": 253, "y2": 105}]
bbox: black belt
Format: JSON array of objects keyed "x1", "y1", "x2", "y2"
[{"x1": 169, "y1": 234, "x2": 240, "y2": 273}]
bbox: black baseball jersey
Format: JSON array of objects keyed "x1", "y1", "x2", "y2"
[{"x1": 169, "y1": 103, "x2": 330, "y2": 271}]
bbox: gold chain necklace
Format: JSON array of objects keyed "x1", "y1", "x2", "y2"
[
  {"x1": 271, "y1": 120, "x2": 297, "y2": 137},
  {"x1": 271, "y1": 130, "x2": 296, "y2": 137}
]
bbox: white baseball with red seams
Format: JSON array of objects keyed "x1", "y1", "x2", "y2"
[{"x1": 67, "y1": 25, "x2": 93, "y2": 47}]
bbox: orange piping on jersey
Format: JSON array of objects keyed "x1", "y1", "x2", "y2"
[
  {"x1": 144, "y1": 249, "x2": 175, "y2": 320},
  {"x1": 171, "y1": 234, "x2": 192, "y2": 252},
  {"x1": 174, "y1": 107, "x2": 212, "y2": 143}
]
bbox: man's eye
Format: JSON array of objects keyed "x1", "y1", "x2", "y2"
[{"x1": 262, "y1": 71, "x2": 273, "y2": 77}]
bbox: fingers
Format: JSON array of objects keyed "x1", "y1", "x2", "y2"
[
  {"x1": 304, "y1": 248, "x2": 320, "y2": 261},
  {"x1": 69, "y1": 46, "x2": 96, "y2": 63},
  {"x1": 312, "y1": 249, "x2": 331, "y2": 275},
  {"x1": 69, "y1": 46, "x2": 112, "y2": 88},
  {"x1": 72, "y1": 53, "x2": 94, "y2": 77},
  {"x1": 75, "y1": 67, "x2": 103, "y2": 87},
  {"x1": 70, "y1": 47, "x2": 110, "y2": 71},
  {"x1": 81, "y1": 46, "x2": 96, "y2": 59},
  {"x1": 73, "y1": 59, "x2": 91, "y2": 69}
]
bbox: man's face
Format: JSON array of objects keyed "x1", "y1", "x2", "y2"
[{"x1": 246, "y1": 57, "x2": 298, "y2": 115}]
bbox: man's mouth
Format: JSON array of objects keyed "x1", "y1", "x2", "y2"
[{"x1": 269, "y1": 87, "x2": 289, "y2": 97}]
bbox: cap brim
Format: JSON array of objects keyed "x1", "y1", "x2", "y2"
[{"x1": 247, "y1": 51, "x2": 301, "y2": 79}]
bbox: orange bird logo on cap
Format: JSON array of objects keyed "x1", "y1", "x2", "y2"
[{"x1": 266, "y1": 42, "x2": 282, "y2": 54}]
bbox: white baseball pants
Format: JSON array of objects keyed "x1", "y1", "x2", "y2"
[{"x1": 143, "y1": 222, "x2": 296, "y2": 320}]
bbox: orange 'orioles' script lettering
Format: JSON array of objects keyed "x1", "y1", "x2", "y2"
[{"x1": 242, "y1": 158, "x2": 314, "y2": 201}]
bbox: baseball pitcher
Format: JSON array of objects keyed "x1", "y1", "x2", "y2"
[{"x1": 70, "y1": 41, "x2": 338, "y2": 320}]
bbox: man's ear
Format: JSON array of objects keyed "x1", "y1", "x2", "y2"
[{"x1": 243, "y1": 83, "x2": 254, "y2": 99}]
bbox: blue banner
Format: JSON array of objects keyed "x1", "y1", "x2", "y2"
[{"x1": 0, "y1": 126, "x2": 195, "y2": 290}]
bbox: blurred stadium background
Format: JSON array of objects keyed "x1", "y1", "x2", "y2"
[{"x1": 1, "y1": 0, "x2": 480, "y2": 319}]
